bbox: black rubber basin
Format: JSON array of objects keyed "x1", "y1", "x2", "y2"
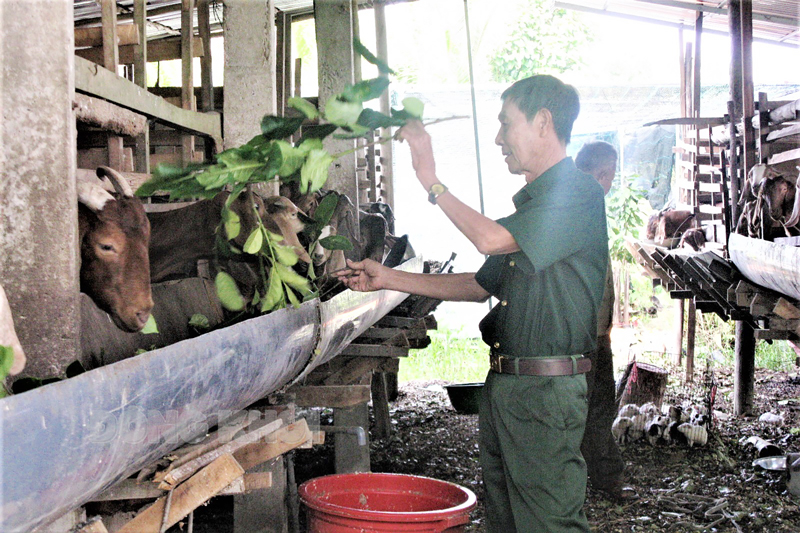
[{"x1": 444, "y1": 383, "x2": 484, "y2": 415}]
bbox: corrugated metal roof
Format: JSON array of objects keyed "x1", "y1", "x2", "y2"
[
  {"x1": 73, "y1": 0, "x2": 798, "y2": 45},
  {"x1": 557, "y1": 0, "x2": 799, "y2": 46}
]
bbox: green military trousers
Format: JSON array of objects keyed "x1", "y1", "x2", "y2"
[{"x1": 479, "y1": 370, "x2": 590, "y2": 533}]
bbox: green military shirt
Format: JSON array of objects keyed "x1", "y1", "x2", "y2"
[{"x1": 475, "y1": 157, "x2": 608, "y2": 359}]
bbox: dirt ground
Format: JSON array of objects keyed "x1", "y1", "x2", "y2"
[{"x1": 295, "y1": 367, "x2": 800, "y2": 532}]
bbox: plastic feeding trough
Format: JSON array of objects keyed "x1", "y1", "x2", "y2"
[
  {"x1": 0, "y1": 258, "x2": 421, "y2": 533},
  {"x1": 299, "y1": 472, "x2": 477, "y2": 532},
  {"x1": 444, "y1": 383, "x2": 484, "y2": 415}
]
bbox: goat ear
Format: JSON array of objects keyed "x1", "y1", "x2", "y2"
[{"x1": 77, "y1": 180, "x2": 115, "y2": 212}]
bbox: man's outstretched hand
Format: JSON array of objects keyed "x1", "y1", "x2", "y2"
[{"x1": 335, "y1": 259, "x2": 390, "y2": 292}]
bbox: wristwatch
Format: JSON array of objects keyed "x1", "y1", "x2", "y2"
[{"x1": 427, "y1": 183, "x2": 448, "y2": 205}]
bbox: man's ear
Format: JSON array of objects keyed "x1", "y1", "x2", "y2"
[{"x1": 535, "y1": 109, "x2": 553, "y2": 136}]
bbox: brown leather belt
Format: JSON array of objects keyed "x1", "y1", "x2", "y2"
[{"x1": 490, "y1": 353, "x2": 592, "y2": 376}]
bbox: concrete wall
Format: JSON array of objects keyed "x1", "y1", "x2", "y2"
[{"x1": 0, "y1": 0, "x2": 80, "y2": 378}]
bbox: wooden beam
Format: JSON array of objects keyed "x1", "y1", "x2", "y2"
[
  {"x1": 101, "y1": 0, "x2": 119, "y2": 72},
  {"x1": 289, "y1": 384, "x2": 371, "y2": 408},
  {"x1": 76, "y1": 168, "x2": 150, "y2": 192},
  {"x1": 338, "y1": 344, "x2": 409, "y2": 358},
  {"x1": 74, "y1": 93, "x2": 147, "y2": 136},
  {"x1": 76, "y1": 24, "x2": 139, "y2": 48},
  {"x1": 117, "y1": 454, "x2": 245, "y2": 533},
  {"x1": 92, "y1": 472, "x2": 272, "y2": 501},
  {"x1": 75, "y1": 55, "x2": 222, "y2": 147},
  {"x1": 181, "y1": 0, "x2": 196, "y2": 166},
  {"x1": 76, "y1": 37, "x2": 205, "y2": 65},
  {"x1": 133, "y1": 0, "x2": 150, "y2": 174}
]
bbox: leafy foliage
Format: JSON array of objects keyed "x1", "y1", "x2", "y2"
[
  {"x1": 605, "y1": 178, "x2": 647, "y2": 264},
  {"x1": 489, "y1": 0, "x2": 591, "y2": 82},
  {"x1": 0, "y1": 345, "x2": 14, "y2": 398}
]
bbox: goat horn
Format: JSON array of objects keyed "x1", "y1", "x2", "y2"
[
  {"x1": 96, "y1": 166, "x2": 134, "y2": 197},
  {"x1": 77, "y1": 180, "x2": 115, "y2": 212}
]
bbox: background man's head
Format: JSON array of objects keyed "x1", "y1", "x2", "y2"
[
  {"x1": 576, "y1": 141, "x2": 618, "y2": 195},
  {"x1": 500, "y1": 75, "x2": 581, "y2": 145}
]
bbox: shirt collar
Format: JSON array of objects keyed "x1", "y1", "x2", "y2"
[{"x1": 511, "y1": 157, "x2": 576, "y2": 209}]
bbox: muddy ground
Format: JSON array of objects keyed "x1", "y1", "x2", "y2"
[{"x1": 294, "y1": 367, "x2": 800, "y2": 532}]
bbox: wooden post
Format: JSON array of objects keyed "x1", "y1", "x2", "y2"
[
  {"x1": 675, "y1": 299, "x2": 684, "y2": 366},
  {"x1": 371, "y1": 372, "x2": 392, "y2": 439},
  {"x1": 375, "y1": 0, "x2": 393, "y2": 207},
  {"x1": 198, "y1": 0, "x2": 214, "y2": 112},
  {"x1": 276, "y1": 11, "x2": 291, "y2": 115},
  {"x1": 101, "y1": 0, "x2": 125, "y2": 171},
  {"x1": 181, "y1": 0, "x2": 196, "y2": 166},
  {"x1": 734, "y1": 320, "x2": 756, "y2": 415},
  {"x1": 686, "y1": 299, "x2": 696, "y2": 382},
  {"x1": 693, "y1": 11, "x2": 702, "y2": 118},
  {"x1": 133, "y1": 0, "x2": 150, "y2": 175},
  {"x1": 728, "y1": 0, "x2": 743, "y2": 120}
]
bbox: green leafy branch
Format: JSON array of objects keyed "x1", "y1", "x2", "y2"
[{"x1": 135, "y1": 39, "x2": 425, "y2": 317}]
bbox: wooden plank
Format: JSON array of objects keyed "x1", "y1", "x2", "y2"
[
  {"x1": 75, "y1": 24, "x2": 139, "y2": 48},
  {"x1": 755, "y1": 329, "x2": 799, "y2": 340},
  {"x1": 75, "y1": 55, "x2": 222, "y2": 147},
  {"x1": 101, "y1": 0, "x2": 119, "y2": 72},
  {"x1": 76, "y1": 37, "x2": 205, "y2": 65},
  {"x1": 766, "y1": 123, "x2": 800, "y2": 142},
  {"x1": 768, "y1": 147, "x2": 800, "y2": 166},
  {"x1": 322, "y1": 357, "x2": 385, "y2": 386},
  {"x1": 233, "y1": 419, "x2": 312, "y2": 471},
  {"x1": 750, "y1": 292, "x2": 778, "y2": 317},
  {"x1": 92, "y1": 472, "x2": 271, "y2": 501},
  {"x1": 75, "y1": 518, "x2": 109, "y2": 533},
  {"x1": 773, "y1": 297, "x2": 800, "y2": 319},
  {"x1": 74, "y1": 93, "x2": 148, "y2": 136},
  {"x1": 375, "y1": 315, "x2": 424, "y2": 328},
  {"x1": 289, "y1": 384, "x2": 371, "y2": 408},
  {"x1": 159, "y1": 418, "x2": 283, "y2": 489},
  {"x1": 117, "y1": 454, "x2": 245, "y2": 533},
  {"x1": 76, "y1": 168, "x2": 150, "y2": 192},
  {"x1": 338, "y1": 344, "x2": 409, "y2": 358},
  {"x1": 735, "y1": 280, "x2": 759, "y2": 307},
  {"x1": 766, "y1": 318, "x2": 800, "y2": 332}
]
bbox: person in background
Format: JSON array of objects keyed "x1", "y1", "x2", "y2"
[
  {"x1": 575, "y1": 141, "x2": 637, "y2": 501},
  {"x1": 338, "y1": 75, "x2": 608, "y2": 532}
]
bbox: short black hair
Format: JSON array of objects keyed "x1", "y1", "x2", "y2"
[
  {"x1": 575, "y1": 141, "x2": 618, "y2": 172},
  {"x1": 501, "y1": 75, "x2": 581, "y2": 144}
]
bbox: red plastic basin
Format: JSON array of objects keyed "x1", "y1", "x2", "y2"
[{"x1": 299, "y1": 472, "x2": 477, "y2": 532}]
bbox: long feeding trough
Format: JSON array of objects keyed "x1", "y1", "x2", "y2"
[
  {"x1": 0, "y1": 257, "x2": 422, "y2": 533},
  {"x1": 729, "y1": 234, "x2": 800, "y2": 301}
]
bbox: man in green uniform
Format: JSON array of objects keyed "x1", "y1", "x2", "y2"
[{"x1": 337, "y1": 75, "x2": 608, "y2": 532}]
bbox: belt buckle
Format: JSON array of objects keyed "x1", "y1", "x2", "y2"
[{"x1": 491, "y1": 355, "x2": 503, "y2": 373}]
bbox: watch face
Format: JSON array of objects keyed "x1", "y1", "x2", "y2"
[{"x1": 431, "y1": 184, "x2": 446, "y2": 194}]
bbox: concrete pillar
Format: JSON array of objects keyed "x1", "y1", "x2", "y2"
[
  {"x1": 314, "y1": 0, "x2": 359, "y2": 213},
  {"x1": 0, "y1": 0, "x2": 80, "y2": 378},
  {"x1": 234, "y1": 458, "x2": 288, "y2": 533}
]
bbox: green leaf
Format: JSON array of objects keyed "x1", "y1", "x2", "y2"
[
  {"x1": 298, "y1": 124, "x2": 338, "y2": 143},
  {"x1": 274, "y1": 263, "x2": 312, "y2": 295},
  {"x1": 261, "y1": 115, "x2": 304, "y2": 141},
  {"x1": 261, "y1": 270, "x2": 283, "y2": 312},
  {"x1": 401, "y1": 97, "x2": 424, "y2": 119},
  {"x1": 265, "y1": 230, "x2": 286, "y2": 242},
  {"x1": 320, "y1": 235, "x2": 353, "y2": 251},
  {"x1": 297, "y1": 137, "x2": 324, "y2": 155},
  {"x1": 390, "y1": 108, "x2": 417, "y2": 122},
  {"x1": 285, "y1": 286, "x2": 301, "y2": 308},
  {"x1": 141, "y1": 314, "x2": 159, "y2": 335},
  {"x1": 275, "y1": 140, "x2": 306, "y2": 178},
  {"x1": 340, "y1": 77, "x2": 391, "y2": 103},
  {"x1": 243, "y1": 228, "x2": 264, "y2": 254},
  {"x1": 324, "y1": 97, "x2": 362, "y2": 127},
  {"x1": 0, "y1": 345, "x2": 14, "y2": 379},
  {"x1": 222, "y1": 208, "x2": 241, "y2": 240},
  {"x1": 353, "y1": 38, "x2": 395, "y2": 75},
  {"x1": 356, "y1": 109, "x2": 406, "y2": 130},
  {"x1": 300, "y1": 149, "x2": 335, "y2": 194},
  {"x1": 189, "y1": 314, "x2": 210, "y2": 329},
  {"x1": 274, "y1": 243, "x2": 299, "y2": 266},
  {"x1": 215, "y1": 272, "x2": 246, "y2": 311},
  {"x1": 314, "y1": 193, "x2": 340, "y2": 227},
  {"x1": 287, "y1": 97, "x2": 319, "y2": 120}
]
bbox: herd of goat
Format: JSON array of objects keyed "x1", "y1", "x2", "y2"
[
  {"x1": 612, "y1": 400, "x2": 710, "y2": 448},
  {"x1": 1, "y1": 166, "x2": 401, "y2": 379}
]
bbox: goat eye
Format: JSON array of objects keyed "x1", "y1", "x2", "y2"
[{"x1": 99, "y1": 243, "x2": 116, "y2": 253}]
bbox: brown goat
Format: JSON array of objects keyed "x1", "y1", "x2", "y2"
[
  {"x1": 78, "y1": 167, "x2": 153, "y2": 332},
  {"x1": 147, "y1": 190, "x2": 311, "y2": 284}
]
